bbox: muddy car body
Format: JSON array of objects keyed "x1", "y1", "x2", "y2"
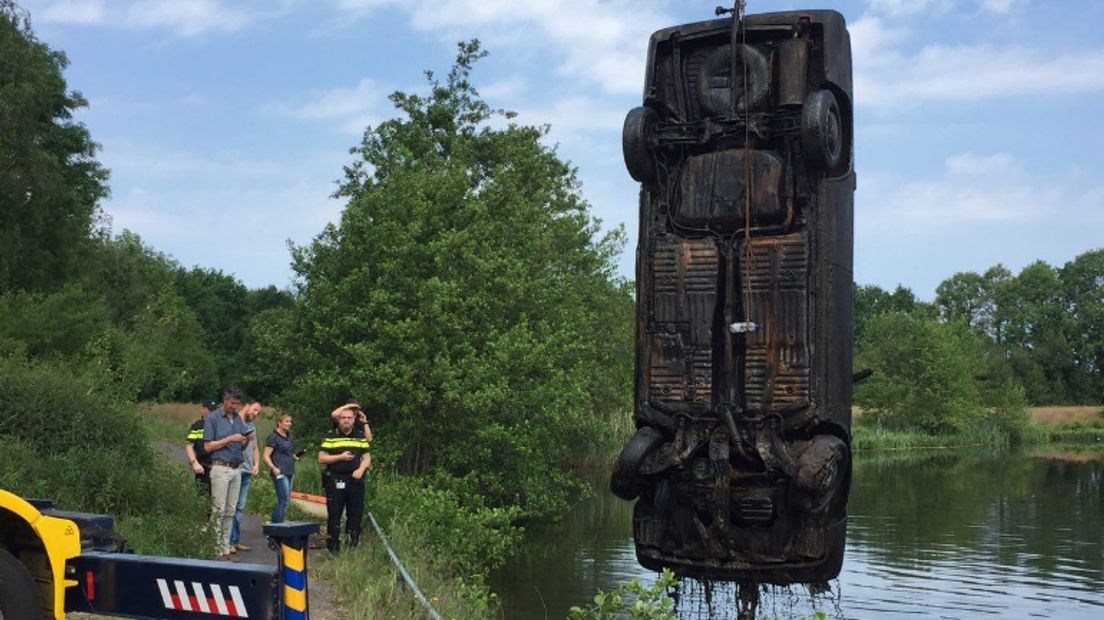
[{"x1": 612, "y1": 9, "x2": 854, "y2": 583}]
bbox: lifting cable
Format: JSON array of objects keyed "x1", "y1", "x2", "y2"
[{"x1": 738, "y1": 0, "x2": 758, "y2": 330}]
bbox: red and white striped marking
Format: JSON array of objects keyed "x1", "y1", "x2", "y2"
[{"x1": 156, "y1": 579, "x2": 249, "y2": 617}]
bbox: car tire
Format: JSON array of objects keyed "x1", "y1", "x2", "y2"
[
  {"x1": 789, "y1": 434, "x2": 849, "y2": 513},
  {"x1": 0, "y1": 548, "x2": 42, "y2": 620},
  {"x1": 610, "y1": 426, "x2": 664, "y2": 500},
  {"x1": 622, "y1": 106, "x2": 659, "y2": 184},
  {"x1": 801, "y1": 89, "x2": 844, "y2": 171}
]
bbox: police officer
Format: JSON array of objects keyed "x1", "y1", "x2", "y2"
[
  {"x1": 185, "y1": 400, "x2": 217, "y2": 493},
  {"x1": 318, "y1": 407, "x2": 371, "y2": 552}
]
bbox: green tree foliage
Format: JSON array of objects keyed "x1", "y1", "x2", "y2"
[
  {"x1": 934, "y1": 253, "x2": 1103, "y2": 405},
  {"x1": 280, "y1": 41, "x2": 634, "y2": 525},
  {"x1": 1061, "y1": 250, "x2": 1104, "y2": 399},
  {"x1": 855, "y1": 312, "x2": 1028, "y2": 437},
  {"x1": 0, "y1": 2, "x2": 109, "y2": 292},
  {"x1": 853, "y1": 284, "x2": 934, "y2": 346}
]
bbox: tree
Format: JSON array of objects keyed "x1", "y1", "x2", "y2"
[
  {"x1": 283, "y1": 41, "x2": 633, "y2": 519},
  {"x1": 935, "y1": 265, "x2": 1015, "y2": 343},
  {"x1": 0, "y1": 2, "x2": 109, "y2": 292},
  {"x1": 1059, "y1": 249, "x2": 1104, "y2": 401},
  {"x1": 853, "y1": 283, "x2": 934, "y2": 346},
  {"x1": 854, "y1": 312, "x2": 1027, "y2": 436}
]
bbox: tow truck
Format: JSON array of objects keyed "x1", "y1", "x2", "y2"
[{"x1": 0, "y1": 488, "x2": 317, "y2": 620}]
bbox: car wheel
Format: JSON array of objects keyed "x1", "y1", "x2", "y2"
[
  {"x1": 789, "y1": 435, "x2": 849, "y2": 513},
  {"x1": 801, "y1": 89, "x2": 844, "y2": 171},
  {"x1": 622, "y1": 106, "x2": 659, "y2": 184},
  {"x1": 610, "y1": 426, "x2": 664, "y2": 500},
  {"x1": 0, "y1": 548, "x2": 42, "y2": 620}
]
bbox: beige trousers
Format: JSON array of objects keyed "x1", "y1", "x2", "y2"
[{"x1": 209, "y1": 463, "x2": 242, "y2": 555}]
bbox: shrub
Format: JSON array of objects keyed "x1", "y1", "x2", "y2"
[
  {"x1": 0, "y1": 356, "x2": 212, "y2": 557},
  {"x1": 855, "y1": 313, "x2": 1028, "y2": 437},
  {"x1": 371, "y1": 472, "x2": 522, "y2": 576},
  {"x1": 568, "y1": 569, "x2": 677, "y2": 620}
]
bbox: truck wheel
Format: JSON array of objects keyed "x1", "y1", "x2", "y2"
[
  {"x1": 610, "y1": 427, "x2": 664, "y2": 500},
  {"x1": 801, "y1": 89, "x2": 844, "y2": 171},
  {"x1": 0, "y1": 548, "x2": 42, "y2": 620},
  {"x1": 622, "y1": 106, "x2": 659, "y2": 184}
]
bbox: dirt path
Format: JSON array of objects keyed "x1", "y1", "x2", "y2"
[{"x1": 95, "y1": 441, "x2": 346, "y2": 620}]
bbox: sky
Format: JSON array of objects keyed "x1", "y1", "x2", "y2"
[{"x1": 20, "y1": 0, "x2": 1104, "y2": 298}]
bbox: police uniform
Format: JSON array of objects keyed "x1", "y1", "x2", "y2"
[
  {"x1": 320, "y1": 427, "x2": 370, "y2": 551},
  {"x1": 186, "y1": 418, "x2": 213, "y2": 492}
]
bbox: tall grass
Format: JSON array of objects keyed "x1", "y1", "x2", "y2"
[
  {"x1": 313, "y1": 520, "x2": 496, "y2": 619},
  {"x1": 851, "y1": 423, "x2": 1015, "y2": 452}
]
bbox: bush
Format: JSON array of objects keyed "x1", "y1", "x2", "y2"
[
  {"x1": 371, "y1": 472, "x2": 522, "y2": 576},
  {"x1": 855, "y1": 313, "x2": 1028, "y2": 437},
  {"x1": 0, "y1": 355, "x2": 213, "y2": 557},
  {"x1": 568, "y1": 569, "x2": 676, "y2": 620}
]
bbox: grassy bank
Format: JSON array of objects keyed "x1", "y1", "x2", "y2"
[{"x1": 852, "y1": 406, "x2": 1104, "y2": 451}]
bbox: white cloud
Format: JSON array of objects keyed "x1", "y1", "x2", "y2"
[
  {"x1": 477, "y1": 77, "x2": 526, "y2": 102},
  {"x1": 980, "y1": 0, "x2": 1024, "y2": 14},
  {"x1": 36, "y1": 0, "x2": 106, "y2": 25},
  {"x1": 263, "y1": 78, "x2": 392, "y2": 135},
  {"x1": 29, "y1": 0, "x2": 277, "y2": 36},
  {"x1": 858, "y1": 153, "x2": 1102, "y2": 235},
  {"x1": 866, "y1": 0, "x2": 1023, "y2": 16},
  {"x1": 851, "y1": 15, "x2": 1104, "y2": 107},
  {"x1": 329, "y1": 0, "x2": 671, "y2": 95},
  {"x1": 512, "y1": 96, "x2": 623, "y2": 135},
  {"x1": 945, "y1": 152, "x2": 1019, "y2": 176},
  {"x1": 100, "y1": 141, "x2": 288, "y2": 180},
  {"x1": 866, "y1": 0, "x2": 953, "y2": 17}
]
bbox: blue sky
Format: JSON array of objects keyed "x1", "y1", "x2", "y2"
[{"x1": 22, "y1": 0, "x2": 1104, "y2": 298}]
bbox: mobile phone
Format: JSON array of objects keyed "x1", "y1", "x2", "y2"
[
  {"x1": 295, "y1": 450, "x2": 306, "y2": 458},
  {"x1": 243, "y1": 428, "x2": 255, "y2": 435}
]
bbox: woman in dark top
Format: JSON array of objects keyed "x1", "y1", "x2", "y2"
[{"x1": 263, "y1": 412, "x2": 297, "y2": 523}]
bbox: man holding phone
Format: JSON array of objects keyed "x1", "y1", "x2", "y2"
[
  {"x1": 203, "y1": 386, "x2": 252, "y2": 560},
  {"x1": 318, "y1": 407, "x2": 371, "y2": 552}
]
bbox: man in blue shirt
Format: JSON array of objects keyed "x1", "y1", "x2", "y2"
[{"x1": 203, "y1": 386, "x2": 252, "y2": 560}]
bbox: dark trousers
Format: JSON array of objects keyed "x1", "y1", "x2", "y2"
[
  {"x1": 324, "y1": 474, "x2": 364, "y2": 550},
  {"x1": 195, "y1": 465, "x2": 211, "y2": 495}
]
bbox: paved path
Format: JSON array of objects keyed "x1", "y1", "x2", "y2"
[{"x1": 146, "y1": 440, "x2": 343, "y2": 619}]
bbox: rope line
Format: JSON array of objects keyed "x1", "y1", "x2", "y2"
[{"x1": 366, "y1": 510, "x2": 444, "y2": 620}]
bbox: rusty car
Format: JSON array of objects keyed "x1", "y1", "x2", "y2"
[{"x1": 612, "y1": 7, "x2": 855, "y2": 583}]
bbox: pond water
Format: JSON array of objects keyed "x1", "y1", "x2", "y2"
[{"x1": 490, "y1": 447, "x2": 1104, "y2": 619}]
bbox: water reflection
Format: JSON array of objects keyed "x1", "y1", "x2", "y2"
[{"x1": 492, "y1": 447, "x2": 1104, "y2": 619}]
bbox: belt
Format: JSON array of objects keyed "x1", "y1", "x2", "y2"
[{"x1": 212, "y1": 460, "x2": 242, "y2": 468}]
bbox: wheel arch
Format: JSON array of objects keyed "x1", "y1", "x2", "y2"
[{"x1": 0, "y1": 490, "x2": 82, "y2": 620}]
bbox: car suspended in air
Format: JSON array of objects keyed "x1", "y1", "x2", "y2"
[{"x1": 612, "y1": 6, "x2": 856, "y2": 584}]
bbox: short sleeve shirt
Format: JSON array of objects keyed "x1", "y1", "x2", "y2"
[
  {"x1": 202, "y1": 408, "x2": 248, "y2": 465},
  {"x1": 320, "y1": 428, "x2": 370, "y2": 476},
  {"x1": 186, "y1": 418, "x2": 211, "y2": 465},
  {"x1": 241, "y1": 419, "x2": 257, "y2": 470},
  {"x1": 265, "y1": 431, "x2": 296, "y2": 478}
]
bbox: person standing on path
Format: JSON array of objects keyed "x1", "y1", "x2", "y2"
[
  {"x1": 185, "y1": 400, "x2": 217, "y2": 493},
  {"x1": 318, "y1": 408, "x2": 371, "y2": 552},
  {"x1": 203, "y1": 386, "x2": 251, "y2": 561},
  {"x1": 263, "y1": 412, "x2": 298, "y2": 523},
  {"x1": 230, "y1": 400, "x2": 261, "y2": 552}
]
